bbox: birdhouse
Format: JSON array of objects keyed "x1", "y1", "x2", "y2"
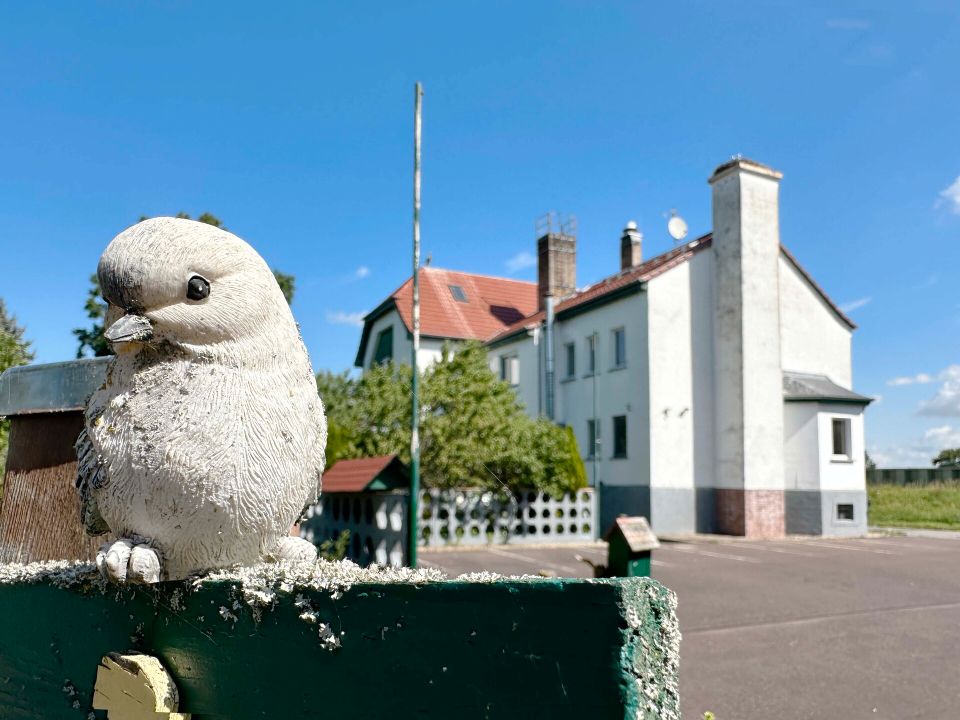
[{"x1": 603, "y1": 516, "x2": 659, "y2": 577}]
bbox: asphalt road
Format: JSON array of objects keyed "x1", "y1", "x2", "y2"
[{"x1": 420, "y1": 534, "x2": 960, "y2": 720}]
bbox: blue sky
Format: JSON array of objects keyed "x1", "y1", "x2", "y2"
[{"x1": 1, "y1": 2, "x2": 957, "y2": 466}]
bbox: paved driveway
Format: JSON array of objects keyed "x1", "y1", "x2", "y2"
[{"x1": 420, "y1": 534, "x2": 960, "y2": 719}]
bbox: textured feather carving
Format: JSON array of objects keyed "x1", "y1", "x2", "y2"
[{"x1": 75, "y1": 426, "x2": 110, "y2": 536}]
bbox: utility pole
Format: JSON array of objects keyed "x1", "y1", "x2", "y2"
[
  {"x1": 592, "y1": 330, "x2": 600, "y2": 537},
  {"x1": 409, "y1": 82, "x2": 423, "y2": 568}
]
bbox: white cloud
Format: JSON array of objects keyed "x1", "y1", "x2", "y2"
[
  {"x1": 825, "y1": 18, "x2": 870, "y2": 30},
  {"x1": 918, "y1": 365, "x2": 960, "y2": 416},
  {"x1": 924, "y1": 425, "x2": 960, "y2": 446},
  {"x1": 868, "y1": 424, "x2": 960, "y2": 468},
  {"x1": 936, "y1": 176, "x2": 960, "y2": 214},
  {"x1": 355, "y1": 265, "x2": 370, "y2": 280},
  {"x1": 839, "y1": 296, "x2": 872, "y2": 313},
  {"x1": 887, "y1": 373, "x2": 935, "y2": 386},
  {"x1": 505, "y1": 251, "x2": 536, "y2": 274},
  {"x1": 325, "y1": 310, "x2": 365, "y2": 327}
]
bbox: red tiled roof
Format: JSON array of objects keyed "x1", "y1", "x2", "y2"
[
  {"x1": 389, "y1": 267, "x2": 538, "y2": 340},
  {"x1": 322, "y1": 455, "x2": 398, "y2": 493},
  {"x1": 357, "y1": 233, "x2": 853, "y2": 361},
  {"x1": 488, "y1": 234, "x2": 714, "y2": 342}
]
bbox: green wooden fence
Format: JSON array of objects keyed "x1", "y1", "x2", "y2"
[
  {"x1": 0, "y1": 560, "x2": 680, "y2": 719},
  {"x1": 867, "y1": 467, "x2": 960, "y2": 485}
]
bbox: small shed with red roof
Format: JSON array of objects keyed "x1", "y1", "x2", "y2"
[{"x1": 321, "y1": 455, "x2": 409, "y2": 494}]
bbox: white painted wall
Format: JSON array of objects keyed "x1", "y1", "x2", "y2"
[
  {"x1": 689, "y1": 251, "x2": 716, "y2": 492},
  {"x1": 646, "y1": 265, "x2": 695, "y2": 494},
  {"x1": 778, "y1": 255, "x2": 853, "y2": 388},
  {"x1": 783, "y1": 401, "x2": 866, "y2": 493},
  {"x1": 552, "y1": 292, "x2": 650, "y2": 489},
  {"x1": 360, "y1": 307, "x2": 445, "y2": 371},
  {"x1": 816, "y1": 403, "x2": 866, "y2": 492},
  {"x1": 783, "y1": 402, "x2": 820, "y2": 491},
  {"x1": 487, "y1": 328, "x2": 541, "y2": 415}
]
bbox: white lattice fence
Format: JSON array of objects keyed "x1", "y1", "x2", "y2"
[
  {"x1": 419, "y1": 489, "x2": 596, "y2": 547},
  {"x1": 300, "y1": 491, "x2": 408, "y2": 567},
  {"x1": 302, "y1": 488, "x2": 597, "y2": 566}
]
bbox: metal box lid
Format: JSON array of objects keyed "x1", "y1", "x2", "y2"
[
  {"x1": 0, "y1": 357, "x2": 109, "y2": 417},
  {"x1": 603, "y1": 516, "x2": 660, "y2": 553}
]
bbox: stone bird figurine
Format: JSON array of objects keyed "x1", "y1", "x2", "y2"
[{"x1": 75, "y1": 217, "x2": 326, "y2": 583}]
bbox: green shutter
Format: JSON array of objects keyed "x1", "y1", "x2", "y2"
[{"x1": 373, "y1": 327, "x2": 394, "y2": 365}]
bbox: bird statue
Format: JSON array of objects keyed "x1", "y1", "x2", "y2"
[{"x1": 75, "y1": 217, "x2": 326, "y2": 583}]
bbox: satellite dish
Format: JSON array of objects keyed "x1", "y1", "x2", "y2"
[{"x1": 667, "y1": 211, "x2": 688, "y2": 242}]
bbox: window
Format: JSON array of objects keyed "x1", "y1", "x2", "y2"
[
  {"x1": 831, "y1": 418, "x2": 851, "y2": 459},
  {"x1": 612, "y1": 415, "x2": 627, "y2": 458},
  {"x1": 500, "y1": 355, "x2": 519, "y2": 386},
  {"x1": 612, "y1": 328, "x2": 626, "y2": 368},
  {"x1": 565, "y1": 342, "x2": 576, "y2": 379},
  {"x1": 448, "y1": 284, "x2": 468, "y2": 302},
  {"x1": 586, "y1": 335, "x2": 596, "y2": 375},
  {"x1": 837, "y1": 503, "x2": 855, "y2": 521},
  {"x1": 372, "y1": 327, "x2": 393, "y2": 366},
  {"x1": 587, "y1": 419, "x2": 600, "y2": 458}
]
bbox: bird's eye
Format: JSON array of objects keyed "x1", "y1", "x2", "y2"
[{"x1": 186, "y1": 275, "x2": 210, "y2": 301}]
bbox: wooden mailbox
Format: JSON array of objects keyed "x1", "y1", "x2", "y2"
[{"x1": 604, "y1": 515, "x2": 660, "y2": 578}]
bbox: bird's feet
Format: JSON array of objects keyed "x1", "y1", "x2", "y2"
[
  {"x1": 96, "y1": 539, "x2": 163, "y2": 584},
  {"x1": 271, "y1": 536, "x2": 318, "y2": 564}
]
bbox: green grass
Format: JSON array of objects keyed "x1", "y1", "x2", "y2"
[{"x1": 868, "y1": 482, "x2": 960, "y2": 530}]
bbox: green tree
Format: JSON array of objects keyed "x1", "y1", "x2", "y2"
[
  {"x1": 273, "y1": 271, "x2": 295, "y2": 305},
  {"x1": 0, "y1": 300, "x2": 35, "y2": 471},
  {"x1": 316, "y1": 370, "x2": 360, "y2": 466},
  {"x1": 317, "y1": 342, "x2": 588, "y2": 495},
  {"x1": 933, "y1": 448, "x2": 960, "y2": 468},
  {"x1": 72, "y1": 274, "x2": 111, "y2": 358},
  {"x1": 74, "y1": 213, "x2": 296, "y2": 357}
]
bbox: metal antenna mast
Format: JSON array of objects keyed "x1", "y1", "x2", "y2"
[{"x1": 409, "y1": 82, "x2": 423, "y2": 568}]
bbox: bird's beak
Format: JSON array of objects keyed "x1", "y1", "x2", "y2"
[{"x1": 104, "y1": 313, "x2": 153, "y2": 344}]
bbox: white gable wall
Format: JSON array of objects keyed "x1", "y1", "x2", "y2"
[
  {"x1": 778, "y1": 255, "x2": 853, "y2": 388},
  {"x1": 360, "y1": 308, "x2": 445, "y2": 371}
]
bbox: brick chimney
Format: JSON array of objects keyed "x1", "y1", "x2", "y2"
[
  {"x1": 620, "y1": 221, "x2": 642, "y2": 270},
  {"x1": 537, "y1": 231, "x2": 576, "y2": 311}
]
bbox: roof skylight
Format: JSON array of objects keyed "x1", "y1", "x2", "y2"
[{"x1": 448, "y1": 284, "x2": 468, "y2": 302}]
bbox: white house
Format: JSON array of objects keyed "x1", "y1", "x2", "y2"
[{"x1": 355, "y1": 158, "x2": 871, "y2": 538}]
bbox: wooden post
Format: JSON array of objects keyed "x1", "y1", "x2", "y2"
[{"x1": 0, "y1": 358, "x2": 109, "y2": 562}]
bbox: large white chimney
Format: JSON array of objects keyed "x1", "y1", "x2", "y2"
[{"x1": 709, "y1": 157, "x2": 786, "y2": 538}]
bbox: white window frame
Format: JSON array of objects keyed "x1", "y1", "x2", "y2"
[
  {"x1": 585, "y1": 335, "x2": 597, "y2": 376},
  {"x1": 830, "y1": 417, "x2": 853, "y2": 462},
  {"x1": 564, "y1": 342, "x2": 576, "y2": 379},
  {"x1": 586, "y1": 418, "x2": 600, "y2": 459},
  {"x1": 612, "y1": 327, "x2": 626, "y2": 369},
  {"x1": 500, "y1": 354, "x2": 520, "y2": 386},
  {"x1": 836, "y1": 503, "x2": 856, "y2": 522}
]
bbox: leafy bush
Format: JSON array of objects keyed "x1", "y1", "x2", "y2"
[{"x1": 316, "y1": 342, "x2": 587, "y2": 495}]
